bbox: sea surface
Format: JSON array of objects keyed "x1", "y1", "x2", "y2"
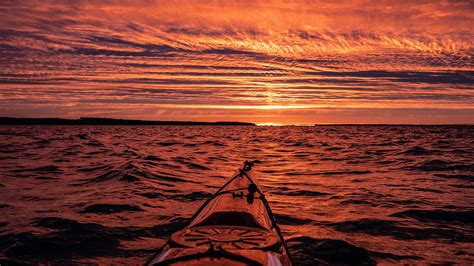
[{"x1": 0, "y1": 125, "x2": 473, "y2": 265}]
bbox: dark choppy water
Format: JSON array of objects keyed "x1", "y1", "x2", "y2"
[{"x1": 1, "y1": 125, "x2": 473, "y2": 265}]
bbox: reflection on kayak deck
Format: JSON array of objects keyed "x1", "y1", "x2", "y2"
[{"x1": 148, "y1": 161, "x2": 293, "y2": 265}]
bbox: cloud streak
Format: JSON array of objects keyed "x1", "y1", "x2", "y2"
[{"x1": 0, "y1": 0, "x2": 473, "y2": 123}]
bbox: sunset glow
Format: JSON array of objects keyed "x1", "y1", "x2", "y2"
[{"x1": 0, "y1": 0, "x2": 473, "y2": 124}]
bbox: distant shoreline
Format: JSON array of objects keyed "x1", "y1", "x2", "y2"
[
  {"x1": 0, "y1": 117, "x2": 472, "y2": 126},
  {"x1": 0, "y1": 117, "x2": 256, "y2": 126}
]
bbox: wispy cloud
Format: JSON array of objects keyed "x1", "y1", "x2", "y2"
[{"x1": 0, "y1": 0, "x2": 473, "y2": 123}]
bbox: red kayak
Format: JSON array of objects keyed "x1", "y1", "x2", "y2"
[{"x1": 147, "y1": 161, "x2": 293, "y2": 265}]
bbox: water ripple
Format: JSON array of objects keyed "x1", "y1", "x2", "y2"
[{"x1": 0, "y1": 125, "x2": 473, "y2": 264}]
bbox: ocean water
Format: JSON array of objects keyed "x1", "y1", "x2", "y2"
[{"x1": 0, "y1": 125, "x2": 473, "y2": 265}]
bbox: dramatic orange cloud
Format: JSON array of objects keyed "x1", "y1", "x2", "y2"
[{"x1": 0, "y1": 0, "x2": 473, "y2": 123}]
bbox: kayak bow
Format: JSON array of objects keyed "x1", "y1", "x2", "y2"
[{"x1": 147, "y1": 161, "x2": 293, "y2": 265}]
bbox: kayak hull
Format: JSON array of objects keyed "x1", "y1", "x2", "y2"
[{"x1": 147, "y1": 162, "x2": 292, "y2": 265}]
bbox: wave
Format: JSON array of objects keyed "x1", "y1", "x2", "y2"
[
  {"x1": 330, "y1": 217, "x2": 473, "y2": 242},
  {"x1": 273, "y1": 214, "x2": 313, "y2": 225},
  {"x1": 271, "y1": 187, "x2": 329, "y2": 197},
  {"x1": 399, "y1": 146, "x2": 432, "y2": 156},
  {"x1": 409, "y1": 159, "x2": 474, "y2": 172},
  {"x1": 77, "y1": 162, "x2": 197, "y2": 184},
  {"x1": 78, "y1": 204, "x2": 144, "y2": 214},
  {"x1": 15, "y1": 165, "x2": 63, "y2": 173},
  {"x1": 286, "y1": 170, "x2": 372, "y2": 176},
  {"x1": 143, "y1": 155, "x2": 165, "y2": 162},
  {"x1": 286, "y1": 236, "x2": 375, "y2": 265},
  {"x1": 434, "y1": 174, "x2": 474, "y2": 181},
  {"x1": 390, "y1": 209, "x2": 474, "y2": 224}
]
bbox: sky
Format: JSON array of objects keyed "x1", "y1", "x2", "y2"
[{"x1": 0, "y1": 0, "x2": 473, "y2": 124}]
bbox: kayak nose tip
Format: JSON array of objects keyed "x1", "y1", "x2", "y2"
[{"x1": 243, "y1": 161, "x2": 254, "y2": 171}]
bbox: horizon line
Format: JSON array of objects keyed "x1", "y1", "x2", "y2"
[{"x1": 0, "y1": 117, "x2": 473, "y2": 126}]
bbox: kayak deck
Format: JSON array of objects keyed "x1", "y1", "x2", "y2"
[{"x1": 148, "y1": 162, "x2": 292, "y2": 265}]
